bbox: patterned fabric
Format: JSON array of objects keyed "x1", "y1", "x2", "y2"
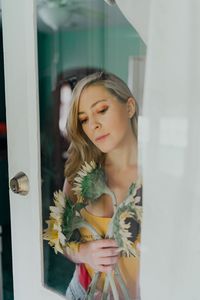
[
  {"x1": 78, "y1": 264, "x2": 91, "y2": 290},
  {"x1": 66, "y1": 268, "x2": 87, "y2": 300}
]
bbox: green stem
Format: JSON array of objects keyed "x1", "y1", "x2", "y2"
[
  {"x1": 115, "y1": 265, "x2": 131, "y2": 300},
  {"x1": 74, "y1": 220, "x2": 101, "y2": 240},
  {"x1": 106, "y1": 218, "x2": 114, "y2": 238},
  {"x1": 86, "y1": 272, "x2": 101, "y2": 300},
  {"x1": 108, "y1": 272, "x2": 119, "y2": 300},
  {"x1": 101, "y1": 274, "x2": 110, "y2": 300},
  {"x1": 105, "y1": 188, "x2": 118, "y2": 213},
  {"x1": 81, "y1": 222, "x2": 101, "y2": 240}
]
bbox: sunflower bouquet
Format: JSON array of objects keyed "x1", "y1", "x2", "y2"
[{"x1": 43, "y1": 161, "x2": 142, "y2": 300}]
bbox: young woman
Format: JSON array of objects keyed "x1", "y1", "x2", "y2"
[{"x1": 63, "y1": 72, "x2": 142, "y2": 299}]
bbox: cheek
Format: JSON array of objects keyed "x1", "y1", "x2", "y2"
[
  {"x1": 82, "y1": 125, "x2": 92, "y2": 139},
  {"x1": 109, "y1": 111, "x2": 128, "y2": 130},
  {"x1": 114, "y1": 119, "x2": 131, "y2": 138},
  {"x1": 82, "y1": 126, "x2": 88, "y2": 136}
]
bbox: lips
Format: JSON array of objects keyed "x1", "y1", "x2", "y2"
[{"x1": 95, "y1": 133, "x2": 110, "y2": 142}]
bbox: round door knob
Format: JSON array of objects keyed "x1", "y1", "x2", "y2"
[{"x1": 10, "y1": 172, "x2": 29, "y2": 195}]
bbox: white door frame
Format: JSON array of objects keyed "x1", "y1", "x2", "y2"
[{"x1": 2, "y1": 1, "x2": 64, "y2": 299}]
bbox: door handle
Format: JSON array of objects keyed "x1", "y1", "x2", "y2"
[{"x1": 10, "y1": 172, "x2": 29, "y2": 195}]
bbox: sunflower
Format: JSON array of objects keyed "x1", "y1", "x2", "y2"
[
  {"x1": 43, "y1": 189, "x2": 101, "y2": 254},
  {"x1": 43, "y1": 190, "x2": 66, "y2": 254},
  {"x1": 43, "y1": 219, "x2": 66, "y2": 254},
  {"x1": 118, "y1": 210, "x2": 138, "y2": 256},
  {"x1": 49, "y1": 190, "x2": 65, "y2": 220},
  {"x1": 72, "y1": 161, "x2": 107, "y2": 203},
  {"x1": 112, "y1": 199, "x2": 142, "y2": 257},
  {"x1": 128, "y1": 177, "x2": 142, "y2": 200}
]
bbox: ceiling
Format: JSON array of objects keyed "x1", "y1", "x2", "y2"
[
  {"x1": 37, "y1": 0, "x2": 128, "y2": 32},
  {"x1": 0, "y1": 0, "x2": 129, "y2": 32}
]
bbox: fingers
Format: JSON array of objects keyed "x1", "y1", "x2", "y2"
[
  {"x1": 96, "y1": 264, "x2": 115, "y2": 273},
  {"x1": 96, "y1": 247, "x2": 119, "y2": 258},
  {"x1": 97, "y1": 255, "x2": 119, "y2": 265},
  {"x1": 94, "y1": 255, "x2": 118, "y2": 273},
  {"x1": 91, "y1": 239, "x2": 118, "y2": 249},
  {"x1": 94, "y1": 255, "x2": 119, "y2": 273},
  {"x1": 79, "y1": 239, "x2": 120, "y2": 273},
  {"x1": 90, "y1": 239, "x2": 120, "y2": 273}
]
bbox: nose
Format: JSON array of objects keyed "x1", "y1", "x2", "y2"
[{"x1": 89, "y1": 117, "x2": 101, "y2": 131}]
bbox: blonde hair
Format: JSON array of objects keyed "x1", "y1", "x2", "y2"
[{"x1": 64, "y1": 72, "x2": 139, "y2": 183}]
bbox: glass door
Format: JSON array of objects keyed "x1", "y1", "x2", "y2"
[
  {"x1": 38, "y1": 0, "x2": 146, "y2": 297},
  {"x1": 2, "y1": 0, "x2": 146, "y2": 299}
]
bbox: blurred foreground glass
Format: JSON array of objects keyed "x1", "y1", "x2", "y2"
[{"x1": 37, "y1": 0, "x2": 146, "y2": 296}]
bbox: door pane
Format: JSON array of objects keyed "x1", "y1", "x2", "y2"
[{"x1": 37, "y1": 0, "x2": 146, "y2": 296}]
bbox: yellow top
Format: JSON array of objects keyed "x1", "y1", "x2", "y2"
[{"x1": 77, "y1": 208, "x2": 140, "y2": 298}]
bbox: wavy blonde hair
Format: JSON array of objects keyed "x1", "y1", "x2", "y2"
[{"x1": 64, "y1": 72, "x2": 139, "y2": 183}]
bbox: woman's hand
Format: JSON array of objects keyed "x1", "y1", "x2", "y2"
[{"x1": 78, "y1": 239, "x2": 119, "y2": 273}]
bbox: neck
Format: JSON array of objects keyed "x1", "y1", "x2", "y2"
[{"x1": 105, "y1": 135, "x2": 138, "y2": 171}]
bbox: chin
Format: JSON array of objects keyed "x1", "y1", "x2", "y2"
[
  {"x1": 98, "y1": 148, "x2": 109, "y2": 154},
  {"x1": 96, "y1": 144, "x2": 115, "y2": 154}
]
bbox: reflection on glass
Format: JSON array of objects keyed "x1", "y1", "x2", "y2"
[
  {"x1": 59, "y1": 84, "x2": 72, "y2": 137},
  {"x1": 37, "y1": 0, "x2": 146, "y2": 297}
]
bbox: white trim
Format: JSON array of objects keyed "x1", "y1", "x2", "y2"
[{"x1": 2, "y1": 1, "x2": 64, "y2": 299}]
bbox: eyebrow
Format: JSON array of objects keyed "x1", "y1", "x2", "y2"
[{"x1": 78, "y1": 99, "x2": 108, "y2": 115}]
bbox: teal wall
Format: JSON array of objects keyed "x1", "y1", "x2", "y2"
[
  {"x1": 38, "y1": 24, "x2": 145, "y2": 86},
  {"x1": 37, "y1": 24, "x2": 145, "y2": 126},
  {"x1": 104, "y1": 26, "x2": 146, "y2": 81}
]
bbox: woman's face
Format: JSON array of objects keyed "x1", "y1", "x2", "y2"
[{"x1": 78, "y1": 84, "x2": 135, "y2": 153}]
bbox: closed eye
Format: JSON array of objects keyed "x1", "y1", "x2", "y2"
[
  {"x1": 98, "y1": 106, "x2": 108, "y2": 114},
  {"x1": 79, "y1": 118, "x2": 88, "y2": 125}
]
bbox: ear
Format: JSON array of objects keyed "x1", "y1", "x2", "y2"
[{"x1": 127, "y1": 97, "x2": 136, "y2": 118}]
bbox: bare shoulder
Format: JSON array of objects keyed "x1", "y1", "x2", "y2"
[{"x1": 63, "y1": 178, "x2": 77, "y2": 202}]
